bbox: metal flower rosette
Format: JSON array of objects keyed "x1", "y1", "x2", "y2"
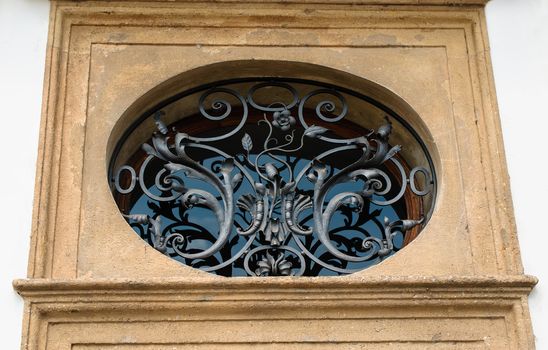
[{"x1": 111, "y1": 79, "x2": 435, "y2": 277}]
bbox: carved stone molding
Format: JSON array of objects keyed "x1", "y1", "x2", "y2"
[
  {"x1": 16, "y1": 0, "x2": 536, "y2": 348},
  {"x1": 14, "y1": 276, "x2": 537, "y2": 348}
]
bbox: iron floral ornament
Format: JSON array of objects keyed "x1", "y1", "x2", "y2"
[{"x1": 112, "y1": 80, "x2": 435, "y2": 277}]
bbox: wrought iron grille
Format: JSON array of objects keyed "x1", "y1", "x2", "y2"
[{"x1": 110, "y1": 78, "x2": 436, "y2": 277}]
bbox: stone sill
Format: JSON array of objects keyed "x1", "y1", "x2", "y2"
[{"x1": 14, "y1": 275, "x2": 537, "y2": 298}]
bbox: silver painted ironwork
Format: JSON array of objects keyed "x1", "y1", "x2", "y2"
[{"x1": 111, "y1": 79, "x2": 435, "y2": 277}]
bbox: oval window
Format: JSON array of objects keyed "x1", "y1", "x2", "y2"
[{"x1": 110, "y1": 76, "x2": 436, "y2": 277}]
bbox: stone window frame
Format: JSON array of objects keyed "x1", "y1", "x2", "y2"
[{"x1": 14, "y1": 1, "x2": 537, "y2": 348}]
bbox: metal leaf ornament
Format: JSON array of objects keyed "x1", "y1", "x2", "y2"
[
  {"x1": 304, "y1": 125, "x2": 328, "y2": 138},
  {"x1": 241, "y1": 133, "x2": 253, "y2": 152}
]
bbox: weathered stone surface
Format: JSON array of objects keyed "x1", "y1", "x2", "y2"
[{"x1": 15, "y1": 0, "x2": 536, "y2": 348}]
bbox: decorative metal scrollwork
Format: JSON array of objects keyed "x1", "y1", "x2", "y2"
[{"x1": 110, "y1": 78, "x2": 436, "y2": 277}]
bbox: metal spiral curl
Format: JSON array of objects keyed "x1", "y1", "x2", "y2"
[
  {"x1": 194, "y1": 87, "x2": 248, "y2": 142},
  {"x1": 299, "y1": 88, "x2": 348, "y2": 123}
]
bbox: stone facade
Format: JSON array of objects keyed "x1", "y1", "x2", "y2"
[{"x1": 14, "y1": 0, "x2": 537, "y2": 348}]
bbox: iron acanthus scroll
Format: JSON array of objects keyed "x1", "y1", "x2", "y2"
[{"x1": 112, "y1": 80, "x2": 435, "y2": 277}]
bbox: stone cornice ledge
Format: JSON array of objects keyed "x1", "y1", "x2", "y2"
[
  {"x1": 53, "y1": 0, "x2": 490, "y2": 6},
  {"x1": 14, "y1": 275, "x2": 537, "y2": 298}
]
